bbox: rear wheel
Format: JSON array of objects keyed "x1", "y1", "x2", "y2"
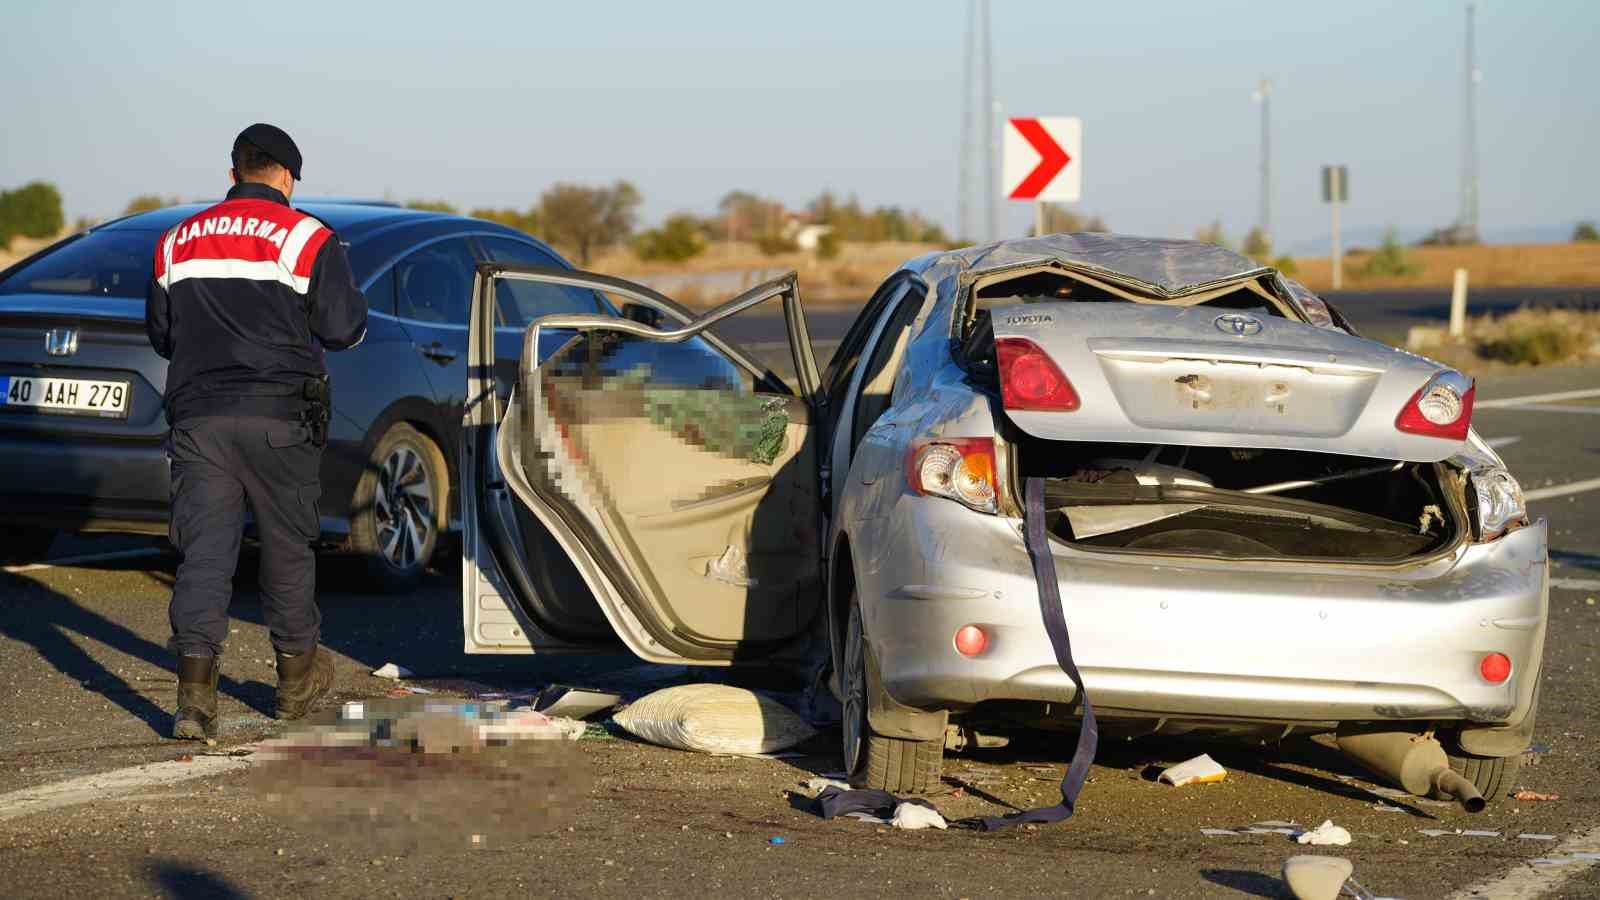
[
  {"x1": 1444, "y1": 739, "x2": 1523, "y2": 804},
  {"x1": 349, "y1": 424, "x2": 447, "y2": 592},
  {"x1": 842, "y1": 595, "x2": 942, "y2": 794},
  {"x1": 0, "y1": 526, "x2": 56, "y2": 565}
]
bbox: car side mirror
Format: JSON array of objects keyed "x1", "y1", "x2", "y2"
[{"x1": 622, "y1": 303, "x2": 663, "y2": 329}]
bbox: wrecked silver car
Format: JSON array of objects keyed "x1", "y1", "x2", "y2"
[{"x1": 459, "y1": 235, "x2": 1546, "y2": 809}]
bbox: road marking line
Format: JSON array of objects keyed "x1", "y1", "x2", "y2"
[
  {"x1": 1552, "y1": 578, "x2": 1600, "y2": 591},
  {"x1": 0, "y1": 745, "x2": 261, "y2": 822},
  {"x1": 1485, "y1": 435, "x2": 1522, "y2": 449},
  {"x1": 1485, "y1": 404, "x2": 1600, "y2": 416},
  {"x1": 3, "y1": 547, "x2": 167, "y2": 574},
  {"x1": 1476, "y1": 387, "x2": 1600, "y2": 409},
  {"x1": 1524, "y1": 477, "x2": 1600, "y2": 502},
  {"x1": 1446, "y1": 822, "x2": 1600, "y2": 899}
]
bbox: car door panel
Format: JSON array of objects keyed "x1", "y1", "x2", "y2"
[{"x1": 463, "y1": 265, "x2": 825, "y2": 664}]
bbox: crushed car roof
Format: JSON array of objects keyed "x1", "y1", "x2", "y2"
[{"x1": 915, "y1": 233, "x2": 1274, "y2": 298}]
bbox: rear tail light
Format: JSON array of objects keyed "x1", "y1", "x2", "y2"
[
  {"x1": 1467, "y1": 466, "x2": 1527, "y2": 541},
  {"x1": 906, "y1": 437, "x2": 998, "y2": 513},
  {"x1": 1480, "y1": 652, "x2": 1512, "y2": 684},
  {"x1": 1395, "y1": 371, "x2": 1474, "y2": 440},
  {"x1": 995, "y1": 337, "x2": 1079, "y2": 411}
]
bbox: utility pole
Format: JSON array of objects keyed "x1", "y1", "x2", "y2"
[
  {"x1": 958, "y1": 2, "x2": 975, "y2": 243},
  {"x1": 1253, "y1": 78, "x2": 1272, "y2": 251},
  {"x1": 1459, "y1": 1, "x2": 1480, "y2": 243},
  {"x1": 979, "y1": 0, "x2": 996, "y2": 242}
]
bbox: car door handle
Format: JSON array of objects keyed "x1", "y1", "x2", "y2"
[{"x1": 416, "y1": 341, "x2": 458, "y2": 364}]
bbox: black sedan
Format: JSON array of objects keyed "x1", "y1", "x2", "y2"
[{"x1": 0, "y1": 200, "x2": 626, "y2": 589}]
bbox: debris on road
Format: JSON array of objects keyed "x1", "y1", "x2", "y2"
[
  {"x1": 611, "y1": 684, "x2": 816, "y2": 755},
  {"x1": 1461, "y1": 830, "x2": 1502, "y2": 838},
  {"x1": 1510, "y1": 789, "x2": 1560, "y2": 801},
  {"x1": 804, "y1": 785, "x2": 946, "y2": 830},
  {"x1": 1296, "y1": 820, "x2": 1353, "y2": 846},
  {"x1": 1518, "y1": 833, "x2": 1557, "y2": 840},
  {"x1": 1281, "y1": 854, "x2": 1354, "y2": 900},
  {"x1": 1158, "y1": 753, "x2": 1227, "y2": 787},
  {"x1": 371, "y1": 662, "x2": 412, "y2": 679},
  {"x1": 263, "y1": 699, "x2": 585, "y2": 756},
  {"x1": 531, "y1": 685, "x2": 623, "y2": 720},
  {"x1": 1200, "y1": 828, "x2": 1241, "y2": 837},
  {"x1": 802, "y1": 776, "x2": 851, "y2": 793}
]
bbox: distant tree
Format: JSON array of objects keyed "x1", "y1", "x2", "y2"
[
  {"x1": 1031, "y1": 205, "x2": 1111, "y2": 236},
  {"x1": 1361, "y1": 227, "x2": 1422, "y2": 277},
  {"x1": 468, "y1": 206, "x2": 541, "y2": 235},
  {"x1": 405, "y1": 199, "x2": 457, "y2": 214},
  {"x1": 1241, "y1": 227, "x2": 1272, "y2": 260},
  {"x1": 122, "y1": 194, "x2": 182, "y2": 215},
  {"x1": 1272, "y1": 255, "x2": 1298, "y2": 277},
  {"x1": 1417, "y1": 224, "x2": 1478, "y2": 246},
  {"x1": 1193, "y1": 219, "x2": 1231, "y2": 249},
  {"x1": 634, "y1": 213, "x2": 707, "y2": 262},
  {"x1": 814, "y1": 229, "x2": 842, "y2": 260},
  {"x1": 1574, "y1": 221, "x2": 1600, "y2": 242},
  {"x1": 0, "y1": 181, "x2": 65, "y2": 249},
  {"x1": 537, "y1": 180, "x2": 642, "y2": 265},
  {"x1": 754, "y1": 231, "x2": 799, "y2": 256},
  {"x1": 0, "y1": 182, "x2": 64, "y2": 237}
]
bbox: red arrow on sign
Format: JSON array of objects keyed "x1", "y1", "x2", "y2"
[{"x1": 1007, "y1": 118, "x2": 1072, "y2": 200}]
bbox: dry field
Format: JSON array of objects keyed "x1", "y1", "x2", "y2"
[
  {"x1": 0, "y1": 233, "x2": 62, "y2": 270},
  {"x1": 1288, "y1": 241, "x2": 1600, "y2": 292}
]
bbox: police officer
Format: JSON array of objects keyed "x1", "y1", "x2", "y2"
[{"x1": 146, "y1": 124, "x2": 368, "y2": 741}]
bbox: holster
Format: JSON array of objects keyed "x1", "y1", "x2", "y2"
[{"x1": 300, "y1": 376, "x2": 331, "y2": 447}]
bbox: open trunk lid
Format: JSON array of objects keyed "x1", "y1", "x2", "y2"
[{"x1": 989, "y1": 303, "x2": 1466, "y2": 463}]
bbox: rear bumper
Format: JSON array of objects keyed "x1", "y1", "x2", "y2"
[
  {"x1": 0, "y1": 435, "x2": 170, "y2": 533},
  {"x1": 860, "y1": 495, "x2": 1548, "y2": 727}
]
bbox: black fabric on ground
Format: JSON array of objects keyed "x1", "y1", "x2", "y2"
[{"x1": 807, "y1": 786, "x2": 937, "y2": 821}]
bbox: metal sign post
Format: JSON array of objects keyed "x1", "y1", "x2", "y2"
[{"x1": 1322, "y1": 165, "x2": 1349, "y2": 290}]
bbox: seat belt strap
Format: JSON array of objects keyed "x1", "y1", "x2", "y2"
[{"x1": 966, "y1": 476, "x2": 1099, "y2": 831}]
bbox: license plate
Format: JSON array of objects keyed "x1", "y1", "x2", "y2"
[{"x1": 0, "y1": 374, "x2": 130, "y2": 417}]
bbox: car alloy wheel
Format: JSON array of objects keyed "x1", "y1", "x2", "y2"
[
  {"x1": 375, "y1": 443, "x2": 435, "y2": 570},
  {"x1": 841, "y1": 600, "x2": 868, "y2": 778}
]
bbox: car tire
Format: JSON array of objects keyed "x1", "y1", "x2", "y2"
[
  {"x1": 1445, "y1": 748, "x2": 1521, "y2": 804},
  {"x1": 349, "y1": 424, "x2": 447, "y2": 593},
  {"x1": 0, "y1": 526, "x2": 56, "y2": 565},
  {"x1": 841, "y1": 594, "x2": 942, "y2": 794}
]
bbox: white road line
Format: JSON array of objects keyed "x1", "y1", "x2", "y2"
[
  {"x1": 1486, "y1": 435, "x2": 1522, "y2": 449},
  {"x1": 1485, "y1": 404, "x2": 1600, "y2": 416},
  {"x1": 0, "y1": 747, "x2": 260, "y2": 822},
  {"x1": 1476, "y1": 387, "x2": 1600, "y2": 409},
  {"x1": 1552, "y1": 578, "x2": 1600, "y2": 592},
  {"x1": 3, "y1": 547, "x2": 167, "y2": 574},
  {"x1": 1525, "y1": 477, "x2": 1600, "y2": 502},
  {"x1": 1446, "y1": 822, "x2": 1600, "y2": 899}
]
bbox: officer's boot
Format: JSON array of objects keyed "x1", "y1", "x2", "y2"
[
  {"x1": 173, "y1": 654, "x2": 220, "y2": 743},
  {"x1": 275, "y1": 645, "x2": 334, "y2": 720}
]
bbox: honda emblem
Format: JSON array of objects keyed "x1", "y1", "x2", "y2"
[
  {"x1": 1213, "y1": 313, "x2": 1263, "y2": 337},
  {"x1": 45, "y1": 327, "x2": 79, "y2": 357}
]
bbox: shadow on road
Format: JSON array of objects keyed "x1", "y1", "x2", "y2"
[
  {"x1": 0, "y1": 560, "x2": 276, "y2": 737},
  {"x1": 146, "y1": 859, "x2": 249, "y2": 899},
  {"x1": 1199, "y1": 868, "x2": 1283, "y2": 898}
]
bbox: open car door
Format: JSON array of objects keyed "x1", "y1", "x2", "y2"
[{"x1": 462, "y1": 264, "x2": 828, "y2": 665}]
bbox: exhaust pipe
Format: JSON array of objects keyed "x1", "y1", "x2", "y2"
[{"x1": 1336, "y1": 728, "x2": 1486, "y2": 813}]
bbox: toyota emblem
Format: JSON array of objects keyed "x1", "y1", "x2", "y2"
[
  {"x1": 44, "y1": 327, "x2": 79, "y2": 357},
  {"x1": 1214, "y1": 313, "x2": 1263, "y2": 337}
]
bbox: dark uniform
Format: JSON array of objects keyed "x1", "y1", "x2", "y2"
[{"x1": 145, "y1": 124, "x2": 367, "y2": 739}]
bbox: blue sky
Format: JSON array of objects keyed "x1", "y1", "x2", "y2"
[{"x1": 3, "y1": 0, "x2": 1595, "y2": 251}]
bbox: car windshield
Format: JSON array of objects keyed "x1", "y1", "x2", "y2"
[{"x1": 0, "y1": 229, "x2": 156, "y2": 298}]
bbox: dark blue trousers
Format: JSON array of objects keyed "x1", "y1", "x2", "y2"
[{"x1": 166, "y1": 415, "x2": 321, "y2": 658}]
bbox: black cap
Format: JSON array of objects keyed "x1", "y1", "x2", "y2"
[{"x1": 233, "y1": 123, "x2": 303, "y2": 181}]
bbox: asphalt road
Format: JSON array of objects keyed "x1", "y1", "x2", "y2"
[{"x1": 2, "y1": 303, "x2": 1599, "y2": 897}]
